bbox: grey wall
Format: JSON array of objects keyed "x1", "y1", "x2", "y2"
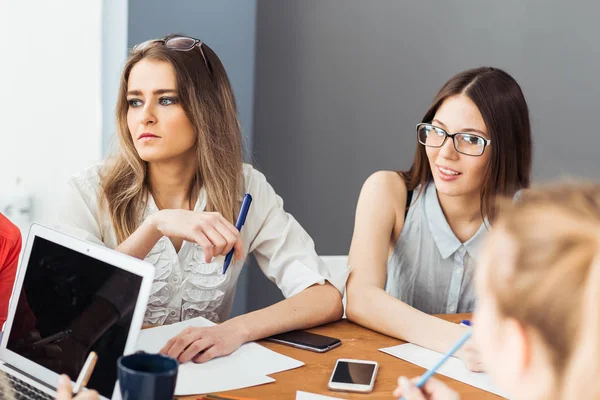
[
  {"x1": 127, "y1": 0, "x2": 257, "y2": 316},
  {"x1": 248, "y1": 0, "x2": 600, "y2": 309}
]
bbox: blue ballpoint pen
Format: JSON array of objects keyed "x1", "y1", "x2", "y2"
[
  {"x1": 222, "y1": 193, "x2": 252, "y2": 274},
  {"x1": 399, "y1": 330, "x2": 472, "y2": 400}
]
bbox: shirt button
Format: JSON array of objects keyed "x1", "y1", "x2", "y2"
[
  {"x1": 455, "y1": 267, "x2": 463, "y2": 274},
  {"x1": 172, "y1": 276, "x2": 180, "y2": 284},
  {"x1": 169, "y1": 310, "x2": 178, "y2": 317}
]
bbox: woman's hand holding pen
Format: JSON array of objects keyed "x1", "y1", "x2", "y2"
[
  {"x1": 56, "y1": 375, "x2": 98, "y2": 400},
  {"x1": 159, "y1": 320, "x2": 248, "y2": 364},
  {"x1": 393, "y1": 376, "x2": 460, "y2": 400},
  {"x1": 147, "y1": 210, "x2": 243, "y2": 262}
]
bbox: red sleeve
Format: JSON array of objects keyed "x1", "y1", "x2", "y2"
[{"x1": 0, "y1": 226, "x2": 21, "y2": 328}]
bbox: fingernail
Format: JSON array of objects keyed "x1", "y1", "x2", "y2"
[
  {"x1": 400, "y1": 376, "x2": 411, "y2": 388},
  {"x1": 59, "y1": 375, "x2": 68, "y2": 385}
]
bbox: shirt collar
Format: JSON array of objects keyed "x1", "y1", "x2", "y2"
[{"x1": 425, "y1": 183, "x2": 487, "y2": 259}]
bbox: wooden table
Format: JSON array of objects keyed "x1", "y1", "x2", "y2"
[{"x1": 183, "y1": 314, "x2": 501, "y2": 400}]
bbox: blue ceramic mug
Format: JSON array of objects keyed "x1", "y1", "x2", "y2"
[{"x1": 117, "y1": 352, "x2": 178, "y2": 400}]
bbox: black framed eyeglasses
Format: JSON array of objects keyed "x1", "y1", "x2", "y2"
[
  {"x1": 416, "y1": 123, "x2": 491, "y2": 157},
  {"x1": 133, "y1": 36, "x2": 211, "y2": 75}
]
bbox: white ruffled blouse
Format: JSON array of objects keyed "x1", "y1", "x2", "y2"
[{"x1": 58, "y1": 163, "x2": 348, "y2": 326}]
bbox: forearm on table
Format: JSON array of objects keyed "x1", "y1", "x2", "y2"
[
  {"x1": 346, "y1": 285, "x2": 468, "y2": 354},
  {"x1": 222, "y1": 283, "x2": 343, "y2": 343}
]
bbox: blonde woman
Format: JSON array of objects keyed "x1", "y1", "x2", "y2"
[
  {"x1": 60, "y1": 34, "x2": 345, "y2": 364},
  {"x1": 395, "y1": 183, "x2": 600, "y2": 400}
]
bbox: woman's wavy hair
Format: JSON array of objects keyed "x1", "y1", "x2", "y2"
[{"x1": 100, "y1": 34, "x2": 243, "y2": 244}]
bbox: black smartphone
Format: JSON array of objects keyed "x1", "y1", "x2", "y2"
[{"x1": 265, "y1": 330, "x2": 341, "y2": 353}]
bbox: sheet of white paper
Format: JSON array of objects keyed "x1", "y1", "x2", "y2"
[
  {"x1": 380, "y1": 343, "x2": 507, "y2": 398},
  {"x1": 175, "y1": 368, "x2": 274, "y2": 395},
  {"x1": 296, "y1": 391, "x2": 344, "y2": 400},
  {"x1": 136, "y1": 317, "x2": 304, "y2": 395}
]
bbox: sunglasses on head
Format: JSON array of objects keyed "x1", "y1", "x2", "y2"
[{"x1": 133, "y1": 36, "x2": 210, "y2": 75}]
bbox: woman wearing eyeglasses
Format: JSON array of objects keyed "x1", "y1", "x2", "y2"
[
  {"x1": 345, "y1": 67, "x2": 532, "y2": 371},
  {"x1": 394, "y1": 183, "x2": 600, "y2": 400},
  {"x1": 59, "y1": 34, "x2": 345, "y2": 364}
]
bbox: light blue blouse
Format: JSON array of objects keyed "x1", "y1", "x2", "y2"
[{"x1": 384, "y1": 182, "x2": 487, "y2": 314}]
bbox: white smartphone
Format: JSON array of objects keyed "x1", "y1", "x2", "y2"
[{"x1": 327, "y1": 358, "x2": 378, "y2": 393}]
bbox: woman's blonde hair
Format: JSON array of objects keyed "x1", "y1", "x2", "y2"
[
  {"x1": 101, "y1": 34, "x2": 244, "y2": 244},
  {"x1": 490, "y1": 182, "x2": 600, "y2": 399}
]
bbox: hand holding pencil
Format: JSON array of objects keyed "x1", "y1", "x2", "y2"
[
  {"x1": 56, "y1": 375, "x2": 99, "y2": 400},
  {"x1": 393, "y1": 331, "x2": 471, "y2": 400},
  {"x1": 55, "y1": 352, "x2": 99, "y2": 400},
  {"x1": 393, "y1": 376, "x2": 460, "y2": 400}
]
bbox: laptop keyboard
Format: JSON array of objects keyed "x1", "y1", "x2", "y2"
[{"x1": 4, "y1": 373, "x2": 53, "y2": 400}]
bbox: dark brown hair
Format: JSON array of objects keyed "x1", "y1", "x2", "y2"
[
  {"x1": 101, "y1": 34, "x2": 244, "y2": 243},
  {"x1": 400, "y1": 67, "x2": 532, "y2": 220}
]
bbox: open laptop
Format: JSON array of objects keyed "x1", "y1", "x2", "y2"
[{"x1": 0, "y1": 224, "x2": 155, "y2": 399}]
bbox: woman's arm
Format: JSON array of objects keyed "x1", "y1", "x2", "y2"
[
  {"x1": 346, "y1": 172, "x2": 471, "y2": 358},
  {"x1": 116, "y1": 210, "x2": 243, "y2": 262},
  {"x1": 226, "y1": 282, "x2": 343, "y2": 341},
  {"x1": 161, "y1": 282, "x2": 342, "y2": 363},
  {"x1": 160, "y1": 166, "x2": 344, "y2": 363},
  {"x1": 114, "y1": 215, "x2": 164, "y2": 259},
  {"x1": 60, "y1": 170, "x2": 242, "y2": 261}
]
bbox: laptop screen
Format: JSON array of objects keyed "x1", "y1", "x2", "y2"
[{"x1": 6, "y1": 236, "x2": 144, "y2": 398}]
